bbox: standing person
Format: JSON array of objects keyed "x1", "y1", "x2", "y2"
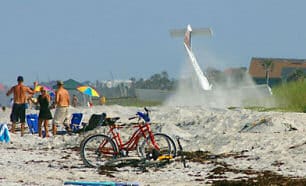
[
  {"x1": 52, "y1": 80, "x2": 71, "y2": 136},
  {"x1": 6, "y1": 76, "x2": 35, "y2": 136},
  {"x1": 72, "y1": 95, "x2": 78, "y2": 107},
  {"x1": 100, "y1": 96, "x2": 106, "y2": 105},
  {"x1": 30, "y1": 87, "x2": 52, "y2": 138}
]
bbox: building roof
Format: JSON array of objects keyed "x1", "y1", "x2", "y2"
[{"x1": 249, "y1": 57, "x2": 306, "y2": 78}]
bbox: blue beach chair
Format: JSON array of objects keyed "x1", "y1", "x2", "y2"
[
  {"x1": 70, "y1": 113, "x2": 83, "y2": 132},
  {"x1": 26, "y1": 114, "x2": 39, "y2": 134}
]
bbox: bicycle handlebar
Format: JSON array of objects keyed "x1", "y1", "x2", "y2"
[
  {"x1": 128, "y1": 116, "x2": 137, "y2": 120},
  {"x1": 128, "y1": 107, "x2": 151, "y2": 122}
]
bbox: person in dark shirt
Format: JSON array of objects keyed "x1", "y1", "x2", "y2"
[{"x1": 31, "y1": 87, "x2": 53, "y2": 137}]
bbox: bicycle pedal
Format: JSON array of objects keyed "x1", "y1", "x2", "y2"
[
  {"x1": 120, "y1": 150, "x2": 128, "y2": 157},
  {"x1": 157, "y1": 155, "x2": 173, "y2": 161},
  {"x1": 146, "y1": 149, "x2": 160, "y2": 160}
]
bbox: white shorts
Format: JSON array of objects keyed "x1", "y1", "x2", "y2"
[{"x1": 53, "y1": 107, "x2": 69, "y2": 125}]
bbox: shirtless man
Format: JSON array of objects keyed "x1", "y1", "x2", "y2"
[
  {"x1": 6, "y1": 76, "x2": 35, "y2": 136},
  {"x1": 52, "y1": 80, "x2": 71, "y2": 135}
]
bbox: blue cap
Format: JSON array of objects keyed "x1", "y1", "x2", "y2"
[{"x1": 17, "y1": 76, "x2": 24, "y2": 82}]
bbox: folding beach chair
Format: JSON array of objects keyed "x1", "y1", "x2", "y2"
[
  {"x1": 26, "y1": 114, "x2": 39, "y2": 134},
  {"x1": 70, "y1": 113, "x2": 83, "y2": 132},
  {"x1": 79, "y1": 113, "x2": 107, "y2": 133}
]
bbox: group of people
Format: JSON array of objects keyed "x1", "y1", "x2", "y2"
[{"x1": 6, "y1": 76, "x2": 71, "y2": 137}]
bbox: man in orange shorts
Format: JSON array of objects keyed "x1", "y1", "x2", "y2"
[
  {"x1": 52, "y1": 80, "x2": 71, "y2": 136},
  {"x1": 6, "y1": 76, "x2": 35, "y2": 136}
]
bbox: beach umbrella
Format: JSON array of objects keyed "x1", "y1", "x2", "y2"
[
  {"x1": 76, "y1": 86, "x2": 100, "y2": 97},
  {"x1": 34, "y1": 85, "x2": 55, "y2": 98},
  {"x1": 34, "y1": 85, "x2": 53, "y2": 92}
]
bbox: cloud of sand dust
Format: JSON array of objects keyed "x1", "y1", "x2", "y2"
[{"x1": 164, "y1": 51, "x2": 275, "y2": 108}]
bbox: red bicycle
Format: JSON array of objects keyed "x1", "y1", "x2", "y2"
[{"x1": 80, "y1": 108, "x2": 176, "y2": 168}]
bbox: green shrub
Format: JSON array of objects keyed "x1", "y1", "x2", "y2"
[
  {"x1": 272, "y1": 81, "x2": 306, "y2": 112},
  {"x1": 104, "y1": 97, "x2": 161, "y2": 107}
]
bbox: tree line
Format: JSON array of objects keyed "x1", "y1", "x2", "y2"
[
  {"x1": 130, "y1": 71, "x2": 177, "y2": 91},
  {"x1": 129, "y1": 66, "x2": 306, "y2": 91}
]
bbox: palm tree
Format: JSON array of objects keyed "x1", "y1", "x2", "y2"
[{"x1": 262, "y1": 60, "x2": 273, "y2": 86}]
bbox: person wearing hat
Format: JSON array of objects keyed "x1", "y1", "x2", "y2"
[
  {"x1": 6, "y1": 76, "x2": 35, "y2": 136},
  {"x1": 52, "y1": 80, "x2": 71, "y2": 135}
]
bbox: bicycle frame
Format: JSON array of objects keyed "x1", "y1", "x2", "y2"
[
  {"x1": 108, "y1": 121, "x2": 160, "y2": 154},
  {"x1": 81, "y1": 108, "x2": 177, "y2": 167}
]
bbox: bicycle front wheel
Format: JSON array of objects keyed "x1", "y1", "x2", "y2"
[
  {"x1": 80, "y1": 134, "x2": 118, "y2": 168},
  {"x1": 138, "y1": 133, "x2": 177, "y2": 160}
]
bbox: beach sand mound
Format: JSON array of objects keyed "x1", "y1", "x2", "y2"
[{"x1": 1, "y1": 105, "x2": 306, "y2": 185}]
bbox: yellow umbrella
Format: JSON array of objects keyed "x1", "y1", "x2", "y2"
[
  {"x1": 34, "y1": 85, "x2": 55, "y2": 98},
  {"x1": 34, "y1": 85, "x2": 53, "y2": 93},
  {"x1": 76, "y1": 86, "x2": 100, "y2": 97}
]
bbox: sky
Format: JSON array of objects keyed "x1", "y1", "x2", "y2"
[{"x1": 1, "y1": 0, "x2": 306, "y2": 86}]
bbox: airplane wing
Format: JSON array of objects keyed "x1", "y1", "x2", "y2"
[
  {"x1": 170, "y1": 26, "x2": 212, "y2": 38},
  {"x1": 170, "y1": 24, "x2": 212, "y2": 49},
  {"x1": 169, "y1": 28, "x2": 187, "y2": 37}
]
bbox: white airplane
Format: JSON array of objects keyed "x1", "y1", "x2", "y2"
[{"x1": 170, "y1": 24, "x2": 213, "y2": 91}]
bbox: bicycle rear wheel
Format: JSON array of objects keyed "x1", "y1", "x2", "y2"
[
  {"x1": 138, "y1": 133, "x2": 177, "y2": 160},
  {"x1": 80, "y1": 134, "x2": 118, "y2": 168}
]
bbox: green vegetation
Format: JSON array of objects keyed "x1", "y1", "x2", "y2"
[
  {"x1": 272, "y1": 81, "x2": 306, "y2": 112},
  {"x1": 103, "y1": 97, "x2": 162, "y2": 107},
  {"x1": 244, "y1": 81, "x2": 306, "y2": 113},
  {"x1": 130, "y1": 71, "x2": 177, "y2": 91}
]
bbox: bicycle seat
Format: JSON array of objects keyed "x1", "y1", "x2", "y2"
[
  {"x1": 112, "y1": 117, "x2": 120, "y2": 122},
  {"x1": 103, "y1": 117, "x2": 120, "y2": 126}
]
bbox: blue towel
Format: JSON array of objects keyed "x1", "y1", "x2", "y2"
[
  {"x1": 0, "y1": 124, "x2": 10, "y2": 143},
  {"x1": 63, "y1": 181, "x2": 139, "y2": 186}
]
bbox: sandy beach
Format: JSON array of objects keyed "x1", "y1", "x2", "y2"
[{"x1": 1, "y1": 105, "x2": 306, "y2": 185}]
